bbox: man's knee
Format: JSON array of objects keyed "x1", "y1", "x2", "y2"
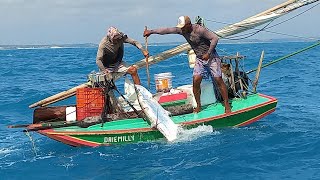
[
  {"x1": 193, "y1": 75, "x2": 202, "y2": 87},
  {"x1": 127, "y1": 66, "x2": 138, "y2": 75},
  {"x1": 214, "y1": 77, "x2": 227, "y2": 89}
]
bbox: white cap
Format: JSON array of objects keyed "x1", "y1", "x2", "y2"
[{"x1": 176, "y1": 16, "x2": 191, "y2": 28}]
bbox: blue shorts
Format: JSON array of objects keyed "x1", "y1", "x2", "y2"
[{"x1": 193, "y1": 57, "x2": 222, "y2": 77}]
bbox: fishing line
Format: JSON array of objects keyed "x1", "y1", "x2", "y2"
[
  {"x1": 246, "y1": 40, "x2": 320, "y2": 74},
  {"x1": 133, "y1": 83, "x2": 148, "y2": 121},
  {"x1": 24, "y1": 130, "x2": 38, "y2": 156},
  {"x1": 218, "y1": 24, "x2": 316, "y2": 41}
]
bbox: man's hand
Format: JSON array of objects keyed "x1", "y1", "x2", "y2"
[
  {"x1": 202, "y1": 53, "x2": 210, "y2": 61},
  {"x1": 143, "y1": 30, "x2": 151, "y2": 37},
  {"x1": 143, "y1": 50, "x2": 149, "y2": 58}
]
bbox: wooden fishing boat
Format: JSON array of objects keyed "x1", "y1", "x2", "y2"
[
  {"x1": 17, "y1": 50, "x2": 280, "y2": 147},
  {"x1": 9, "y1": 0, "x2": 319, "y2": 147},
  {"x1": 34, "y1": 93, "x2": 277, "y2": 147}
]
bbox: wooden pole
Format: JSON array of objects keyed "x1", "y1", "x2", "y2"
[
  {"x1": 229, "y1": 63, "x2": 236, "y2": 95},
  {"x1": 236, "y1": 52, "x2": 244, "y2": 91},
  {"x1": 41, "y1": 93, "x2": 78, "y2": 107},
  {"x1": 145, "y1": 26, "x2": 151, "y2": 90},
  {"x1": 28, "y1": 43, "x2": 190, "y2": 108},
  {"x1": 253, "y1": 50, "x2": 264, "y2": 93},
  {"x1": 29, "y1": 82, "x2": 91, "y2": 108}
]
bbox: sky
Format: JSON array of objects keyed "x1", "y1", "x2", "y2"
[{"x1": 0, "y1": 0, "x2": 319, "y2": 45}]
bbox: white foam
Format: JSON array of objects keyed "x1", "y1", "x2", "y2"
[
  {"x1": 16, "y1": 46, "x2": 72, "y2": 50},
  {"x1": 0, "y1": 148, "x2": 16, "y2": 155},
  {"x1": 17, "y1": 47, "x2": 44, "y2": 50},
  {"x1": 36, "y1": 155, "x2": 55, "y2": 160},
  {"x1": 50, "y1": 46, "x2": 63, "y2": 49},
  {"x1": 175, "y1": 125, "x2": 219, "y2": 142}
]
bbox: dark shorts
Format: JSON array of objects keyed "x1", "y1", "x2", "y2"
[
  {"x1": 193, "y1": 57, "x2": 222, "y2": 77},
  {"x1": 103, "y1": 61, "x2": 131, "y2": 79}
]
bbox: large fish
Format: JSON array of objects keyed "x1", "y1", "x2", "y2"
[{"x1": 134, "y1": 85, "x2": 178, "y2": 141}]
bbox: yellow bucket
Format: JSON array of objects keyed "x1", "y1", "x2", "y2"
[{"x1": 154, "y1": 72, "x2": 173, "y2": 92}]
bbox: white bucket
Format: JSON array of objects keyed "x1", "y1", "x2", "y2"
[{"x1": 154, "y1": 72, "x2": 173, "y2": 92}]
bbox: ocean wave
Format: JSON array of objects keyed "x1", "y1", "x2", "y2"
[
  {"x1": 0, "y1": 147, "x2": 17, "y2": 155},
  {"x1": 50, "y1": 46, "x2": 63, "y2": 49},
  {"x1": 16, "y1": 47, "x2": 47, "y2": 50},
  {"x1": 0, "y1": 44, "x2": 97, "y2": 50}
]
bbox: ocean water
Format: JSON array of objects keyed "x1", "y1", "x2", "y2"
[{"x1": 0, "y1": 41, "x2": 320, "y2": 179}]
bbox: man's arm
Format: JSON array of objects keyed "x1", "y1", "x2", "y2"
[
  {"x1": 144, "y1": 27, "x2": 182, "y2": 37},
  {"x1": 96, "y1": 44, "x2": 106, "y2": 71},
  {"x1": 124, "y1": 36, "x2": 144, "y2": 51},
  {"x1": 124, "y1": 36, "x2": 149, "y2": 57}
]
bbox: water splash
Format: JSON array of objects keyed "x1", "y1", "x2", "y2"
[{"x1": 175, "y1": 125, "x2": 220, "y2": 142}]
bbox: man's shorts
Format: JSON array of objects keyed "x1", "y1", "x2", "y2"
[
  {"x1": 104, "y1": 61, "x2": 130, "y2": 80},
  {"x1": 106, "y1": 61, "x2": 129, "y2": 73},
  {"x1": 193, "y1": 57, "x2": 222, "y2": 77}
]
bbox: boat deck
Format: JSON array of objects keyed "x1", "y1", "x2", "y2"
[{"x1": 52, "y1": 93, "x2": 276, "y2": 133}]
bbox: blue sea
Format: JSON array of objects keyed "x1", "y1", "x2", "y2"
[{"x1": 1, "y1": 41, "x2": 320, "y2": 179}]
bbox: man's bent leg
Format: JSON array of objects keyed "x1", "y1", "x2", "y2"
[
  {"x1": 127, "y1": 66, "x2": 141, "y2": 85},
  {"x1": 214, "y1": 77, "x2": 231, "y2": 113},
  {"x1": 193, "y1": 75, "x2": 202, "y2": 113}
]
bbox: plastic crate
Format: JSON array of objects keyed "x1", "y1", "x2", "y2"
[{"x1": 76, "y1": 88, "x2": 105, "y2": 120}]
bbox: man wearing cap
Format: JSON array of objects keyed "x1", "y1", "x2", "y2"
[
  {"x1": 96, "y1": 27, "x2": 149, "y2": 85},
  {"x1": 143, "y1": 16, "x2": 231, "y2": 113}
]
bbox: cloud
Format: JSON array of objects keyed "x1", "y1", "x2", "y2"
[{"x1": 0, "y1": 0, "x2": 319, "y2": 45}]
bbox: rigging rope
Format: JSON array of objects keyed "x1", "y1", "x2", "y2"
[
  {"x1": 205, "y1": 2, "x2": 320, "y2": 41},
  {"x1": 266, "y1": 2, "x2": 320, "y2": 29},
  {"x1": 246, "y1": 41, "x2": 320, "y2": 74},
  {"x1": 215, "y1": 21, "x2": 274, "y2": 41}
]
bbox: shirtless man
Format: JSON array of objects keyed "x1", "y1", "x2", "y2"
[{"x1": 143, "y1": 16, "x2": 231, "y2": 113}]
